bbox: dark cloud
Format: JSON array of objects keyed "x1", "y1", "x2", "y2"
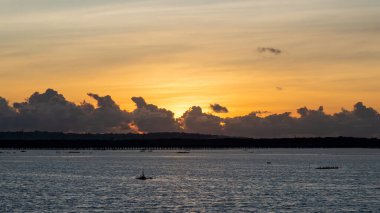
[
  {"x1": 276, "y1": 86, "x2": 283, "y2": 91},
  {"x1": 131, "y1": 96, "x2": 180, "y2": 133},
  {"x1": 210, "y1": 103, "x2": 229, "y2": 113},
  {"x1": 257, "y1": 47, "x2": 282, "y2": 55},
  {"x1": 179, "y1": 106, "x2": 222, "y2": 135},
  {"x1": 87, "y1": 93, "x2": 119, "y2": 109},
  {"x1": 12, "y1": 89, "x2": 89, "y2": 132},
  {"x1": 0, "y1": 97, "x2": 17, "y2": 131},
  {"x1": 223, "y1": 103, "x2": 380, "y2": 138},
  {"x1": 0, "y1": 89, "x2": 379, "y2": 138},
  {"x1": 131, "y1": 97, "x2": 147, "y2": 108},
  {"x1": 0, "y1": 97, "x2": 15, "y2": 117},
  {"x1": 332, "y1": 102, "x2": 380, "y2": 137},
  {"x1": 223, "y1": 112, "x2": 296, "y2": 138},
  {"x1": 86, "y1": 93, "x2": 131, "y2": 133},
  {"x1": 5, "y1": 89, "x2": 131, "y2": 133}
]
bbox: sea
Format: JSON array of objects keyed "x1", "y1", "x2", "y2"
[{"x1": 0, "y1": 149, "x2": 379, "y2": 212}]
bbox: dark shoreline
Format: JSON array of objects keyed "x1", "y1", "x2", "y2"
[{"x1": 0, "y1": 132, "x2": 379, "y2": 149}]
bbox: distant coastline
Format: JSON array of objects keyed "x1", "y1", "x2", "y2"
[{"x1": 0, "y1": 132, "x2": 379, "y2": 149}]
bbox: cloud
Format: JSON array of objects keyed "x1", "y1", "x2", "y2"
[
  {"x1": 131, "y1": 97, "x2": 147, "y2": 108},
  {"x1": 86, "y1": 93, "x2": 132, "y2": 133},
  {"x1": 0, "y1": 97, "x2": 17, "y2": 131},
  {"x1": 257, "y1": 47, "x2": 282, "y2": 55},
  {"x1": 12, "y1": 89, "x2": 89, "y2": 132},
  {"x1": 0, "y1": 89, "x2": 380, "y2": 138},
  {"x1": 179, "y1": 106, "x2": 223, "y2": 135},
  {"x1": 332, "y1": 102, "x2": 380, "y2": 137},
  {"x1": 223, "y1": 103, "x2": 380, "y2": 138},
  {"x1": 223, "y1": 112, "x2": 296, "y2": 138},
  {"x1": 210, "y1": 103, "x2": 229, "y2": 113},
  {"x1": 131, "y1": 96, "x2": 180, "y2": 133},
  {"x1": 0, "y1": 97, "x2": 15, "y2": 117},
  {"x1": 248, "y1": 110, "x2": 271, "y2": 116},
  {"x1": 7, "y1": 89, "x2": 131, "y2": 133},
  {"x1": 87, "y1": 93, "x2": 119, "y2": 109}
]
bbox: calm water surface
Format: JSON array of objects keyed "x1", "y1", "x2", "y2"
[{"x1": 0, "y1": 149, "x2": 379, "y2": 212}]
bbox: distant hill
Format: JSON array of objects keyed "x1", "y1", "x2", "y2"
[{"x1": 0, "y1": 132, "x2": 379, "y2": 149}]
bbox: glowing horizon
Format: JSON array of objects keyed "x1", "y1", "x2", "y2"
[
  {"x1": 1, "y1": 0, "x2": 380, "y2": 119},
  {"x1": 3, "y1": 87, "x2": 380, "y2": 119}
]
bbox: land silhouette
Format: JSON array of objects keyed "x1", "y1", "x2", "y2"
[{"x1": 0, "y1": 132, "x2": 379, "y2": 149}]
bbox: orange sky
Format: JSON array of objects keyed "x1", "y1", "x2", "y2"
[{"x1": 1, "y1": 0, "x2": 380, "y2": 117}]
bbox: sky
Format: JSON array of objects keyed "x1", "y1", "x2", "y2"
[{"x1": 1, "y1": 0, "x2": 380, "y2": 121}]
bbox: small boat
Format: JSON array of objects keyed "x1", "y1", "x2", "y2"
[
  {"x1": 136, "y1": 170, "x2": 153, "y2": 180},
  {"x1": 266, "y1": 161, "x2": 272, "y2": 164},
  {"x1": 315, "y1": 166, "x2": 339, "y2": 170}
]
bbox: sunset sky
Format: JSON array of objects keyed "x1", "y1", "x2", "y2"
[{"x1": 1, "y1": 0, "x2": 380, "y2": 117}]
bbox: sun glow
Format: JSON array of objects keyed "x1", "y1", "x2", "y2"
[{"x1": 0, "y1": 0, "x2": 379, "y2": 118}]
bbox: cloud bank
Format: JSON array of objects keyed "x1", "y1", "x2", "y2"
[
  {"x1": 1, "y1": 89, "x2": 380, "y2": 138},
  {"x1": 6, "y1": 89, "x2": 131, "y2": 133},
  {"x1": 131, "y1": 96, "x2": 180, "y2": 133}
]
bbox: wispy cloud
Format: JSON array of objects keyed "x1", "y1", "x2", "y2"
[{"x1": 257, "y1": 47, "x2": 282, "y2": 55}]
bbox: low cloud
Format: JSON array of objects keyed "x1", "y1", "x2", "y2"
[
  {"x1": 86, "y1": 93, "x2": 131, "y2": 133},
  {"x1": 131, "y1": 96, "x2": 180, "y2": 133},
  {"x1": 179, "y1": 106, "x2": 223, "y2": 135},
  {"x1": 0, "y1": 97, "x2": 17, "y2": 130},
  {"x1": 224, "y1": 103, "x2": 380, "y2": 138},
  {"x1": 257, "y1": 47, "x2": 282, "y2": 55},
  {"x1": 5, "y1": 89, "x2": 131, "y2": 133},
  {"x1": 0, "y1": 89, "x2": 380, "y2": 138},
  {"x1": 210, "y1": 103, "x2": 229, "y2": 113}
]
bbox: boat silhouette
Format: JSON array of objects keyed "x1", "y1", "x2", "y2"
[{"x1": 136, "y1": 169, "x2": 153, "y2": 180}]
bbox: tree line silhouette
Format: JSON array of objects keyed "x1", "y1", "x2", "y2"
[{"x1": 0, "y1": 132, "x2": 379, "y2": 149}]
